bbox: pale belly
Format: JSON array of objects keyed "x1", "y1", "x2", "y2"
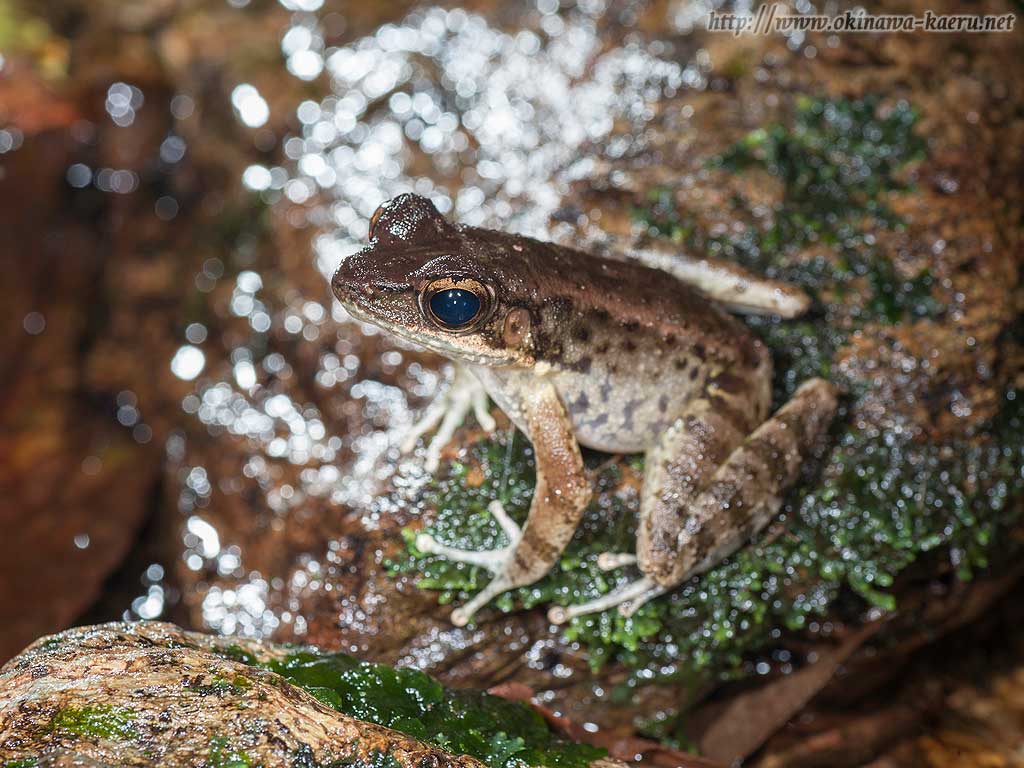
[
  {"x1": 471, "y1": 363, "x2": 705, "y2": 455},
  {"x1": 550, "y1": 366, "x2": 699, "y2": 453}
]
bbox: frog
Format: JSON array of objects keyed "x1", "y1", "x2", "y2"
[{"x1": 331, "y1": 193, "x2": 837, "y2": 627}]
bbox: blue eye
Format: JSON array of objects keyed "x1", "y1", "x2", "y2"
[{"x1": 429, "y1": 288, "x2": 482, "y2": 329}]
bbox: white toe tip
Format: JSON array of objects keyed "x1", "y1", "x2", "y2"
[
  {"x1": 548, "y1": 606, "x2": 570, "y2": 625},
  {"x1": 450, "y1": 608, "x2": 470, "y2": 627},
  {"x1": 596, "y1": 553, "x2": 617, "y2": 571},
  {"x1": 415, "y1": 533, "x2": 437, "y2": 553}
]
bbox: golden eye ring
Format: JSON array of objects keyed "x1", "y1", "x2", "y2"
[{"x1": 419, "y1": 277, "x2": 493, "y2": 333}]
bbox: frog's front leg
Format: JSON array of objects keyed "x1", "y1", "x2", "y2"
[
  {"x1": 402, "y1": 363, "x2": 496, "y2": 472},
  {"x1": 549, "y1": 378, "x2": 836, "y2": 624},
  {"x1": 416, "y1": 378, "x2": 591, "y2": 626}
]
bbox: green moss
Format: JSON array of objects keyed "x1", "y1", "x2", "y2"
[
  {"x1": 208, "y1": 736, "x2": 252, "y2": 768},
  {"x1": 218, "y1": 644, "x2": 258, "y2": 665},
  {"x1": 5, "y1": 759, "x2": 39, "y2": 768},
  {"x1": 392, "y1": 96, "x2": 1024, "y2": 689},
  {"x1": 638, "y1": 95, "x2": 936, "y2": 332},
  {"x1": 188, "y1": 673, "x2": 253, "y2": 696},
  {"x1": 262, "y1": 650, "x2": 604, "y2": 768},
  {"x1": 49, "y1": 705, "x2": 136, "y2": 741}
]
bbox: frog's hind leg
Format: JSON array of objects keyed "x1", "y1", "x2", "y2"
[
  {"x1": 645, "y1": 378, "x2": 836, "y2": 608},
  {"x1": 624, "y1": 242, "x2": 811, "y2": 318},
  {"x1": 548, "y1": 398, "x2": 746, "y2": 624},
  {"x1": 548, "y1": 379, "x2": 836, "y2": 624}
]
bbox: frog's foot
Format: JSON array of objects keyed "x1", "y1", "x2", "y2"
[
  {"x1": 547, "y1": 567, "x2": 666, "y2": 625},
  {"x1": 402, "y1": 365, "x2": 496, "y2": 473},
  {"x1": 415, "y1": 501, "x2": 521, "y2": 627}
]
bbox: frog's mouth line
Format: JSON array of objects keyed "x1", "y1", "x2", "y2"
[{"x1": 337, "y1": 294, "x2": 517, "y2": 367}]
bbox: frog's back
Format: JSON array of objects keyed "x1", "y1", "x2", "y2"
[
  {"x1": 464, "y1": 227, "x2": 765, "y2": 371},
  {"x1": 464, "y1": 227, "x2": 772, "y2": 452}
]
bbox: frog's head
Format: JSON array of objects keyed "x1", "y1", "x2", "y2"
[{"x1": 331, "y1": 194, "x2": 535, "y2": 367}]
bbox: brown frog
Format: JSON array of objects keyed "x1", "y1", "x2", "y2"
[{"x1": 332, "y1": 193, "x2": 837, "y2": 626}]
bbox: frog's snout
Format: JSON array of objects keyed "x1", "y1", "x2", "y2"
[{"x1": 330, "y1": 259, "x2": 363, "y2": 304}]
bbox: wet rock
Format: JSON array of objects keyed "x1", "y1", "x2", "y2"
[
  {"x1": 0, "y1": 621, "x2": 621, "y2": 768},
  {"x1": 0, "y1": 0, "x2": 341, "y2": 661},
  {"x1": 154, "y1": 7, "x2": 1024, "y2": 765},
  {"x1": 4, "y1": 0, "x2": 1023, "y2": 764}
]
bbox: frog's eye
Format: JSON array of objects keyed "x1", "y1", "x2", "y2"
[
  {"x1": 421, "y1": 278, "x2": 490, "y2": 332},
  {"x1": 368, "y1": 203, "x2": 385, "y2": 239}
]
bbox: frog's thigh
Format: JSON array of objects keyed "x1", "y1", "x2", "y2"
[
  {"x1": 626, "y1": 245, "x2": 811, "y2": 318},
  {"x1": 644, "y1": 377, "x2": 837, "y2": 589},
  {"x1": 636, "y1": 399, "x2": 747, "y2": 584}
]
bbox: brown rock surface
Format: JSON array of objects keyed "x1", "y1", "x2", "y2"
[{"x1": 0, "y1": 621, "x2": 487, "y2": 768}]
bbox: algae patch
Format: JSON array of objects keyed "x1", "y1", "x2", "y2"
[
  {"x1": 49, "y1": 704, "x2": 137, "y2": 741},
  {"x1": 214, "y1": 647, "x2": 605, "y2": 768},
  {"x1": 208, "y1": 735, "x2": 253, "y2": 768},
  {"x1": 393, "y1": 95, "x2": 1024, "y2": 680}
]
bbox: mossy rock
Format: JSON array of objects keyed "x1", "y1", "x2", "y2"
[
  {"x1": 0, "y1": 622, "x2": 618, "y2": 768},
  {"x1": 394, "y1": 93, "x2": 1024, "y2": 696}
]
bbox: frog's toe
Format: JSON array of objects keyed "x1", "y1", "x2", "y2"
[
  {"x1": 596, "y1": 552, "x2": 638, "y2": 571},
  {"x1": 617, "y1": 583, "x2": 666, "y2": 617},
  {"x1": 450, "y1": 573, "x2": 514, "y2": 627},
  {"x1": 486, "y1": 500, "x2": 522, "y2": 541},
  {"x1": 401, "y1": 399, "x2": 448, "y2": 454},
  {"x1": 547, "y1": 577, "x2": 662, "y2": 625},
  {"x1": 414, "y1": 533, "x2": 512, "y2": 573},
  {"x1": 473, "y1": 381, "x2": 497, "y2": 433}
]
